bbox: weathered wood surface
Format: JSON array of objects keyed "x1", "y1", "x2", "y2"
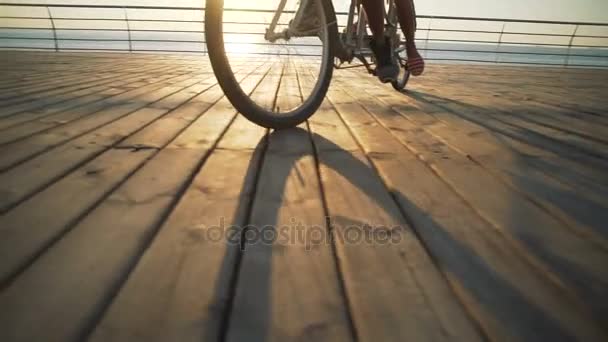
[{"x1": 0, "y1": 51, "x2": 607, "y2": 342}]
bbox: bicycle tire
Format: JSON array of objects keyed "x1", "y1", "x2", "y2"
[
  {"x1": 391, "y1": 66, "x2": 410, "y2": 91},
  {"x1": 205, "y1": 0, "x2": 339, "y2": 129}
]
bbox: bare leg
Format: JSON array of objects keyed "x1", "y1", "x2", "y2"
[
  {"x1": 361, "y1": 0, "x2": 385, "y2": 44},
  {"x1": 361, "y1": 0, "x2": 400, "y2": 81},
  {"x1": 394, "y1": 0, "x2": 424, "y2": 75}
]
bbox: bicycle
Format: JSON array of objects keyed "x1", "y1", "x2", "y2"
[{"x1": 205, "y1": 0, "x2": 411, "y2": 129}]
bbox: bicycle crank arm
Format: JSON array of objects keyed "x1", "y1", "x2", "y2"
[{"x1": 264, "y1": 28, "x2": 291, "y2": 42}]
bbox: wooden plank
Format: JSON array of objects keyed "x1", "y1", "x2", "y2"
[
  {"x1": 297, "y1": 70, "x2": 484, "y2": 341},
  {"x1": 436, "y1": 78, "x2": 608, "y2": 138},
  {"x1": 0, "y1": 86, "x2": 127, "y2": 134},
  {"x1": 0, "y1": 65, "x2": 158, "y2": 116},
  {"x1": 0, "y1": 67, "x2": 264, "y2": 284},
  {"x1": 0, "y1": 73, "x2": 203, "y2": 171},
  {"x1": 224, "y1": 60, "x2": 353, "y2": 342},
  {"x1": 345, "y1": 71, "x2": 608, "y2": 220},
  {"x1": 0, "y1": 62, "x2": 181, "y2": 100},
  {"x1": 0, "y1": 64, "x2": 268, "y2": 342},
  {"x1": 348, "y1": 67, "x2": 608, "y2": 247},
  {"x1": 506, "y1": 82, "x2": 608, "y2": 116},
  {"x1": 0, "y1": 63, "x2": 243, "y2": 216},
  {"x1": 415, "y1": 66, "x2": 608, "y2": 124},
  {"x1": 410, "y1": 80, "x2": 608, "y2": 148},
  {"x1": 0, "y1": 63, "x2": 177, "y2": 131},
  {"x1": 0, "y1": 66, "x2": 128, "y2": 97},
  {"x1": 88, "y1": 119, "x2": 268, "y2": 341},
  {"x1": 0, "y1": 67, "x2": 125, "y2": 104},
  {"x1": 327, "y1": 80, "x2": 608, "y2": 338},
  {"x1": 0, "y1": 70, "x2": 73, "y2": 90},
  {"x1": 1, "y1": 51, "x2": 607, "y2": 341},
  {"x1": 0, "y1": 55, "x2": 170, "y2": 94},
  {"x1": 381, "y1": 81, "x2": 608, "y2": 188},
  {"x1": 0, "y1": 65, "x2": 178, "y2": 138},
  {"x1": 473, "y1": 80, "x2": 608, "y2": 128},
  {"x1": 0, "y1": 56, "x2": 197, "y2": 103},
  {"x1": 349, "y1": 78, "x2": 608, "y2": 245},
  {"x1": 295, "y1": 64, "x2": 359, "y2": 153},
  {"x1": 404, "y1": 89, "x2": 608, "y2": 164}
]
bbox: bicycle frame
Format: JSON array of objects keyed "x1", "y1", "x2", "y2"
[
  {"x1": 340, "y1": 0, "x2": 406, "y2": 74},
  {"x1": 265, "y1": 0, "x2": 405, "y2": 75},
  {"x1": 205, "y1": 0, "x2": 411, "y2": 129}
]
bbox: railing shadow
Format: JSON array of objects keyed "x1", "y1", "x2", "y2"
[{"x1": 397, "y1": 88, "x2": 608, "y2": 323}]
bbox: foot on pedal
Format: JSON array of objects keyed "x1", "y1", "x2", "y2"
[{"x1": 370, "y1": 37, "x2": 399, "y2": 83}]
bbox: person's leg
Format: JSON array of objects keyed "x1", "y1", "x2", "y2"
[
  {"x1": 394, "y1": 0, "x2": 424, "y2": 75},
  {"x1": 361, "y1": 0, "x2": 399, "y2": 82},
  {"x1": 361, "y1": 0, "x2": 385, "y2": 42}
]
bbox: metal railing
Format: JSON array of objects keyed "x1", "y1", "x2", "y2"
[{"x1": 1, "y1": 2, "x2": 607, "y2": 68}]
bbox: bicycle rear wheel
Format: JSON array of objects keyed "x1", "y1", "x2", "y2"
[
  {"x1": 205, "y1": 0, "x2": 338, "y2": 129},
  {"x1": 391, "y1": 62, "x2": 410, "y2": 91},
  {"x1": 391, "y1": 39, "x2": 410, "y2": 91}
]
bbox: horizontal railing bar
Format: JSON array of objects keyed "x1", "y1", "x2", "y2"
[
  {"x1": 416, "y1": 27, "x2": 608, "y2": 39},
  {"x1": 2, "y1": 24, "x2": 608, "y2": 41},
  {"x1": 425, "y1": 57, "x2": 608, "y2": 67},
  {"x1": 1, "y1": 36, "x2": 606, "y2": 48},
  {"x1": 2, "y1": 46, "x2": 606, "y2": 68},
  {"x1": 8, "y1": 19, "x2": 608, "y2": 39},
  {"x1": 419, "y1": 47, "x2": 608, "y2": 58},
  {"x1": 1, "y1": 3, "x2": 608, "y2": 26},
  {"x1": 3, "y1": 14, "x2": 608, "y2": 32},
  {"x1": 1, "y1": 36, "x2": 607, "y2": 48},
  {"x1": 76, "y1": 29, "x2": 200, "y2": 33},
  {"x1": 423, "y1": 38, "x2": 608, "y2": 48},
  {"x1": 0, "y1": 16, "x2": 49, "y2": 19},
  {"x1": 1, "y1": 36, "x2": 605, "y2": 58},
  {"x1": 0, "y1": 46, "x2": 57, "y2": 49},
  {"x1": 0, "y1": 27, "x2": 203, "y2": 34},
  {"x1": 415, "y1": 15, "x2": 608, "y2": 26},
  {"x1": 0, "y1": 3, "x2": 208, "y2": 10},
  {"x1": 0, "y1": 17, "x2": 295, "y2": 27},
  {"x1": 0, "y1": 36, "x2": 53, "y2": 40},
  {"x1": 0, "y1": 38, "x2": 319, "y2": 47},
  {"x1": 3, "y1": 26, "x2": 608, "y2": 42},
  {"x1": 55, "y1": 18, "x2": 203, "y2": 23}
]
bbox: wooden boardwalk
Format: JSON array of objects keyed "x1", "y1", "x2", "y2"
[{"x1": 0, "y1": 51, "x2": 607, "y2": 342}]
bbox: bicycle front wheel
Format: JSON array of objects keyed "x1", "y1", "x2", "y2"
[{"x1": 205, "y1": 0, "x2": 338, "y2": 129}]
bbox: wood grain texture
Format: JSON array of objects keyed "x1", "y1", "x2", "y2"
[{"x1": 0, "y1": 52, "x2": 606, "y2": 342}]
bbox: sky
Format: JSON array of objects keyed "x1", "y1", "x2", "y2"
[{"x1": 2, "y1": 0, "x2": 608, "y2": 23}]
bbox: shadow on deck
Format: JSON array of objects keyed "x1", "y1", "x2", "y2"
[{"x1": 0, "y1": 51, "x2": 607, "y2": 342}]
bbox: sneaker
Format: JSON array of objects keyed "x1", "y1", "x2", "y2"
[{"x1": 370, "y1": 37, "x2": 399, "y2": 83}]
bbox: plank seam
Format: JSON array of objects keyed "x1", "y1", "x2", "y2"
[
  {"x1": 0, "y1": 79, "x2": 237, "y2": 289},
  {"x1": 344, "y1": 84, "x2": 604, "y2": 331},
  {"x1": 0, "y1": 72, "x2": 203, "y2": 174},
  {"x1": 324, "y1": 87, "x2": 490, "y2": 341}
]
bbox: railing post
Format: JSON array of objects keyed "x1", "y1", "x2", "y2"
[
  {"x1": 564, "y1": 24, "x2": 579, "y2": 67},
  {"x1": 124, "y1": 6, "x2": 132, "y2": 52},
  {"x1": 495, "y1": 22, "x2": 505, "y2": 63},
  {"x1": 46, "y1": 6, "x2": 58, "y2": 51}
]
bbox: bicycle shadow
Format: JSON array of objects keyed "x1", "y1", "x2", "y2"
[{"x1": 208, "y1": 127, "x2": 576, "y2": 341}]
